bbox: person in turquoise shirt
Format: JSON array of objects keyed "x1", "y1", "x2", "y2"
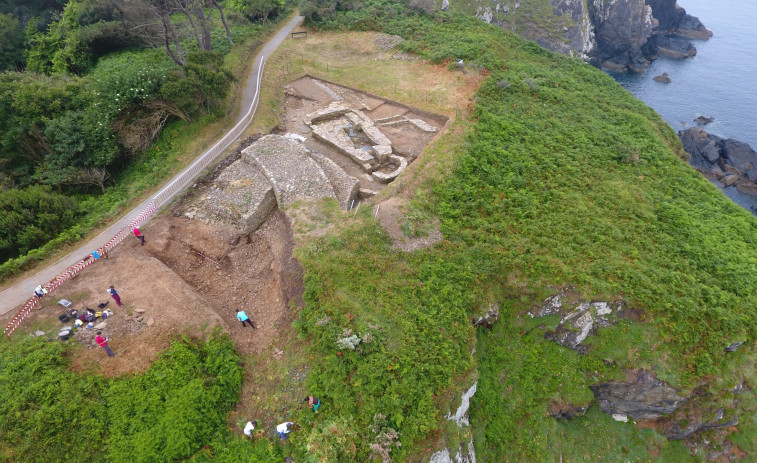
[{"x1": 236, "y1": 309, "x2": 256, "y2": 328}]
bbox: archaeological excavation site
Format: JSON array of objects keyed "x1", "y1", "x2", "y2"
[
  {"x1": 13, "y1": 75, "x2": 450, "y2": 377},
  {"x1": 183, "y1": 75, "x2": 447, "y2": 234}
]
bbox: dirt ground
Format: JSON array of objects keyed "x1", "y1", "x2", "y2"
[{"x1": 3, "y1": 208, "x2": 303, "y2": 378}]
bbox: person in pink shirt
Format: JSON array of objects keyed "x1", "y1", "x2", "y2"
[
  {"x1": 133, "y1": 227, "x2": 145, "y2": 245},
  {"x1": 95, "y1": 331, "x2": 116, "y2": 356}
]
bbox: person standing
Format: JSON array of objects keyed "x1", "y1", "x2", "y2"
[
  {"x1": 304, "y1": 396, "x2": 321, "y2": 413},
  {"x1": 133, "y1": 227, "x2": 145, "y2": 245},
  {"x1": 95, "y1": 331, "x2": 116, "y2": 356},
  {"x1": 236, "y1": 309, "x2": 256, "y2": 328},
  {"x1": 33, "y1": 284, "x2": 47, "y2": 298},
  {"x1": 243, "y1": 420, "x2": 257, "y2": 439},
  {"x1": 276, "y1": 422, "x2": 293, "y2": 440},
  {"x1": 107, "y1": 285, "x2": 122, "y2": 306}
]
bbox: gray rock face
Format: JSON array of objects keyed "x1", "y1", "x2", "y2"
[
  {"x1": 470, "y1": 0, "x2": 708, "y2": 74},
  {"x1": 530, "y1": 288, "x2": 623, "y2": 353},
  {"x1": 664, "y1": 408, "x2": 738, "y2": 440},
  {"x1": 551, "y1": 0, "x2": 596, "y2": 59},
  {"x1": 679, "y1": 127, "x2": 757, "y2": 199},
  {"x1": 679, "y1": 127, "x2": 723, "y2": 171},
  {"x1": 472, "y1": 303, "x2": 500, "y2": 329},
  {"x1": 646, "y1": 0, "x2": 712, "y2": 38},
  {"x1": 657, "y1": 35, "x2": 697, "y2": 59},
  {"x1": 429, "y1": 382, "x2": 478, "y2": 463},
  {"x1": 589, "y1": 0, "x2": 656, "y2": 73},
  {"x1": 591, "y1": 370, "x2": 685, "y2": 419}
]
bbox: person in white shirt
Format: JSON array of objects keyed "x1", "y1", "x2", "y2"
[
  {"x1": 243, "y1": 420, "x2": 257, "y2": 438},
  {"x1": 34, "y1": 285, "x2": 46, "y2": 298},
  {"x1": 276, "y1": 421, "x2": 293, "y2": 440}
]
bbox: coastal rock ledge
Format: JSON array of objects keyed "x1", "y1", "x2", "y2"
[{"x1": 679, "y1": 127, "x2": 757, "y2": 198}]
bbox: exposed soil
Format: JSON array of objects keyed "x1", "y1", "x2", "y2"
[{"x1": 4, "y1": 208, "x2": 303, "y2": 378}]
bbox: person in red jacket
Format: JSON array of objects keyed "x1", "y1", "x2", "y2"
[{"x1": 95, "y1": 331, "x2": 116, "y2": 357}]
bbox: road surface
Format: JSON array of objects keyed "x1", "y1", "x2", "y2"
[{"x1": 0, "y1": 15, "x2": 305, "y2": 317}]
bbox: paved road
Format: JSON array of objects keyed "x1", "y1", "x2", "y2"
[{"x1": 0, "y1": 15, "x2": 304, "y2": 317}]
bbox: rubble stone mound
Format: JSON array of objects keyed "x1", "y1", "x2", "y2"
[{"x1": 242, "y1": 134, "x2": 336, "y2": 206}]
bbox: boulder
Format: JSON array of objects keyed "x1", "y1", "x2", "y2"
[
  {"x1": 678, "y1": 127, "x2": 722, "y2": 172},
  {"x1": 551, "y1": 404, "x2": 588, "y2": 420},
  {"x1": 736, "y1": 182, "x2": 757, "y2": 198},
  {"x1": 590, "y1": 370, "x2": 684, "y2": 420},
  {"x1": 725, "y1": 341, "x2": 745, "y2": 352},
  {"x1": 722, "y1": 139, "x2": 757, "y2": 179},
  {"x1": 722, "y1": 175, "x2": 738, "y2": 187},
  {"x1": 543, "y1": 301, "x2": 622, "y2": 352},
  {"x1": 722, "y1": 164, "x2": 741, "y2": 177},
  {"x1": 694, "y1": 115, "x2": 715, "y2": 125},
  {"x1": 653, "y1": 72, "x2": 671, "y2": 83},
  {"x1": 94, "y1": 322, "x2": 107, "y2": 330},
  {"x1": 472, "y1": 303, "x2": 500, "y2": 329},
  {"x1": 147, "y1": 316, "x2": 156, "y2": 326}
]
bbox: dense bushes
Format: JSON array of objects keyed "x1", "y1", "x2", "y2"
[
  {"x1": 0, "y1": 334, "x2": 245, "y2": 462},
  {"x1": 0, "y1": 185, "x2": 78, "y2": 261}
]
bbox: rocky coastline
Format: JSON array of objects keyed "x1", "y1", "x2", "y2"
[
  {"x1": 467, "y1": 0, "x2": 712, "y2": 74},
  {"x1": 679, "y1": 127, "x2": 757, "y2": 207}
]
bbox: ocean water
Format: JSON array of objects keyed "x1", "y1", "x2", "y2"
[
  {"x1": 611, "y1": 0, "x2": 757, "y2": 212},
  {"x1": 612, "y1": 0, "x2": 757, "y2": 148}
]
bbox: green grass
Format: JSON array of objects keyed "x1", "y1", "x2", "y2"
[
  {"x1": 0, "y1": 333, "x2": 246, "y2": 463},
  {"x1": 293, "y1": 3, "x2": 757, "y2": 461}
]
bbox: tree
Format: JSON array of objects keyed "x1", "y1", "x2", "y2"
[
  {"x1": 227, "y1": 0, "x2": 284, "y2": 22},
  {"x1": 71, "y1": 166, "x2": 111, "y2": 193},
  {"x1": 122, "y1": 0, "x2": 232, "y2": 67},
  {"x1": 0, "y1": 13, "x2": 24, "y2": 70},
  {"x1": 39, "y1": 109, "x2": 119, "y2": 189},
  {"x1": 160, "y1": 50, "x2": 232, "y2": 114},
  {"x1": 25, "y1": 0, "x2": 131, "y2": 75}
]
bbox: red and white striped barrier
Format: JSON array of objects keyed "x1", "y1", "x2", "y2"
[{"x1": 4, "y1": 200, "x2": 159, "y2": 337}]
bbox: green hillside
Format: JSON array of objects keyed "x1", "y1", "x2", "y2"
[{"x1": 1, "y1": 1, "x2": 755, "y2": 462}]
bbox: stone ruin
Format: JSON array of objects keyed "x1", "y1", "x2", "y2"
[{"x1": 182, "y1": 76, "x2": 447, "y2": 233}]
